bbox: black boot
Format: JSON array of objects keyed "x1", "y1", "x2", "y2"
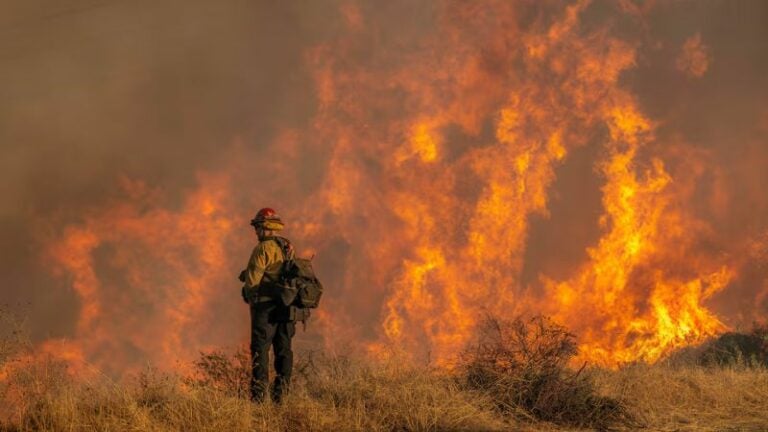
[
  {"x1": 271, "y1": 375, "x2": 290, "y2": 403},
  {"x1": 250, "y1": 379, "x2": 268, "y2": 403}
]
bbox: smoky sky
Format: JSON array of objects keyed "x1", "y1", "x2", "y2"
[
  {"x1": 1, "y1": 0, "x2": 767, "y2": 353},
  {"x1": 0, "y1": 0, "x2": 339, "y2": 338}
]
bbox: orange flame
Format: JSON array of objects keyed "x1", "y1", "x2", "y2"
[
  {"x1": 36, "y1": 174, "x2": 238, "y2": 374},
  {"x1": 26, "y1": 1, "x2": 765, "y2": 373}
]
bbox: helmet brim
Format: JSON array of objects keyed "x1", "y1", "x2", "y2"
[{"x1": 250, "y1": 219, "x2": 284, "y2": 231}]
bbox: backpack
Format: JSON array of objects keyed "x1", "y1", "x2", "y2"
[{"x1": 267, "y1": 237, "x2": 324, "y2": 310}]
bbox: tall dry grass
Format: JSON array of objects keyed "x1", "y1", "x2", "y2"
[
  {"x1": 1, "y1": 350, "x2": 507, "y2": 431},
  {"x1": 596, "y1": 363, "x2": 768, "y2": 431},
  {"x1": 2, "y1": 309, "x2": 767, "y2": 431}
]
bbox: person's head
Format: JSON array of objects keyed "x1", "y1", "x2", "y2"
[{"x1": 250, "y1": 207, "x2": 285, "y2": 240}]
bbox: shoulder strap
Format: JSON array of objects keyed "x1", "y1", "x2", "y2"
[{"x1": 263, "y1": 236, "x2": 293, "y2": 260}]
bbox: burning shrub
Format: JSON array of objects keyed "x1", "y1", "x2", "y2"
[{"x1": 460, "y1": 315, "x2": 636, "y2": 430}]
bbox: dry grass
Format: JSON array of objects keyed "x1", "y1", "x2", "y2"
[
  {"x1": 1, "y1": 309, "x2": 767, "y2": 431},
  {"x1": 596, "y1": 364, "x2": 768, "y2": 431},
  {"x1": 1, "y1": 350, "x2": 507, "y2": 431}
]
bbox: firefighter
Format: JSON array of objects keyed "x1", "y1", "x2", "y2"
[{"x1": 239, "y1": 207, "x2": 295, "y2": 403}]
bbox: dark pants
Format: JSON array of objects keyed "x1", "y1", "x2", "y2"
[{"x1": 249, "y1": 301, "x2": 295, "y2": 402}]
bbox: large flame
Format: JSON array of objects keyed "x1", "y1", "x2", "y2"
[
  {"x1": 12, "y1": 1, "x2": 767, "y2": 374},
  {"x1": 40, "y1": 175, "x2": 237, "y2": 373}
]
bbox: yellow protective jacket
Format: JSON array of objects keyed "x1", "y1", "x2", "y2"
[{"x1": 242, "y1": 237, "x2": 292, "y2": 302}]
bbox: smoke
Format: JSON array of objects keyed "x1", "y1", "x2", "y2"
[
  {"x1": 1, "y1": 0, "x2": 767, "y2": 373},
  {"x1": 0, "y1": 0, "x2": 325, "y2": 337}
]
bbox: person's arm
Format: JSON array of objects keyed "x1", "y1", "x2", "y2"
[{"x1": 241, "y1": 244, "x2": 268, "y2": 303}]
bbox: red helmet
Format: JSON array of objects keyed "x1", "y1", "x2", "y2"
[{"x1": 250, "y1": 207, "x2": 282, "y2": 227}]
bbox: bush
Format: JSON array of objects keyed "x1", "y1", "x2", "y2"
[
  {"x1": 698, "y1": 325, "x2": 768, "y2": 367},
  {"x1": 185, "y1": 346, "x2": 251, "y2": 398},
  {"x1": 665, "y1": 324, "x2": 768, "y2": 368},
  {"x1": 460, "y1": 315, "x2": 636, "y2": 430}
]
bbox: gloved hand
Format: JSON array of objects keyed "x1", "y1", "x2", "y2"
[{"x1": 238, "y1": 270, "x2": 247, "y2": 283}]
